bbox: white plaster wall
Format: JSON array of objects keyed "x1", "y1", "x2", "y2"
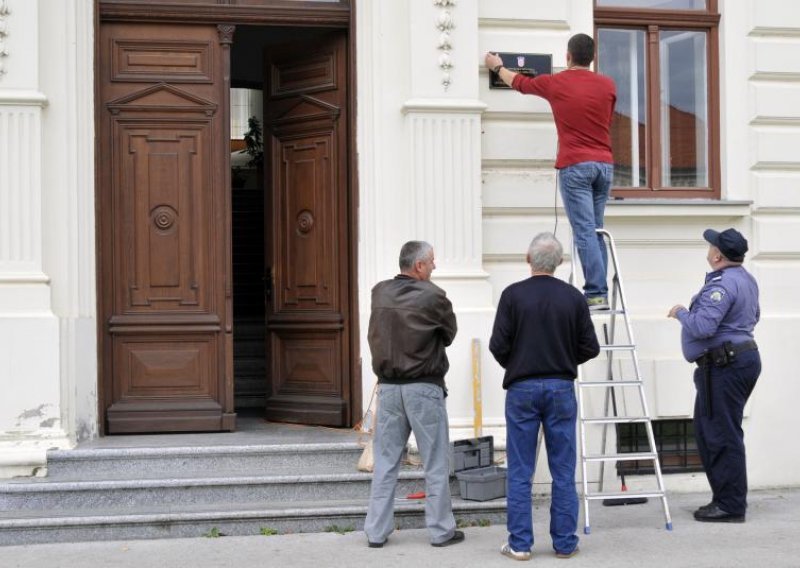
[
  {"x1": 0, "y1": 0, "x2": 71, "y2": 477},
  {"x1": 38, "y1": 0, "x2": 97, "y2": 444},
  {"x1": 469, "y1": 0, "x2": 800, "y2": 493},
  {"x1": 358, "y1": 0, "x2": 500, "y2": 443},
  {"x1": 734, "y1": 0, "x2": 800, "y2": 488}
]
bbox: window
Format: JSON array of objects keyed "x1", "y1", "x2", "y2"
[
  {"x1": 595, "y1": 0, "x2": 720, "y2": 198},
  {"x1": 616, "y1": 419, "x2": 703, "y2": 474}
]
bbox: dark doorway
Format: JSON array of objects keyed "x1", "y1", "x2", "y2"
[{"x1": 230, "y1": 27, "x2": 355, "y2": 426}]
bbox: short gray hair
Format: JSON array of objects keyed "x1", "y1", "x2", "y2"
[
  {"x1": 527, "y1": 232, "x2": 563, "y2": 274},
  {"x1": 399, "y1": 241, "x2": 433, "y2": 271}
]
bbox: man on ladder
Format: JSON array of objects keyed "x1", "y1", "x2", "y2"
[{"x1": 484, "y1": 32, "x2": 616, "y2": 311}]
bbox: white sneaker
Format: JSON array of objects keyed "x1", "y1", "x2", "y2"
[{"x1": 500, "y1": 543, "x2": 532, "y2": 561}]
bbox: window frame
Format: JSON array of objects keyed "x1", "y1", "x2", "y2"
[{"x1": 595, "y1": 0, "x2": 721, "y2": 198}]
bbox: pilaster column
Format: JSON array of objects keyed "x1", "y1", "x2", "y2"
[
  {"x1": 0, "y1": 0, "x2": 69, "y2": 476},
  {"x1": 404, "y1": 0, "x2": 491, "y2": 308}
]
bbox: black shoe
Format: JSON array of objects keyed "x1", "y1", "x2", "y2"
[
  {"x1": 693, "y1": 504, "x2": 745, "y2": 523},
  {"x1": 694, "y1": 501, "x2": 717, "y2": 515},
  {"x1": 431, "y1": 530, "x2": 465, "y2": 547},
  {"x1": 368, "y1": 538, "x2": 387, "y2": 548}
]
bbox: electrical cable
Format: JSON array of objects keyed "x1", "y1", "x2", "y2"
[
  {"x1": 553, "y1": 169, "x2": 559, "y2": 237},
  {"x1": 553, "y1": 141, "x2": 560, "y2": 237}
]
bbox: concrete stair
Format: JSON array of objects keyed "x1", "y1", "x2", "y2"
[{"x1": 0, "y1": 440, "x2": 507, "y2": 545}]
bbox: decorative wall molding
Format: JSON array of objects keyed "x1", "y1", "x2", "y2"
[
  {"x1": 0, "y1": 0, "x2": 10, "y2": 78},
  {"x1": 0, "y1": 90, "x2": 48, "y2": 106},
  {"x1": 402, "y1": 97, "x2": 487, "y2": 114},
  {"x1": 0, "y1": 106, "x2": 43, "y2": 273},
  {"x1": 434, "y1": 0, "x2": 455, "y2": 89},
  {"x1": 407, "y1": 111, "x2": 484, "y2": 272}
]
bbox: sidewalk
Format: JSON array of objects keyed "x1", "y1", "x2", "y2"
[{"x1": 2, "y1": 487, "x2": 798, "y2": 568}]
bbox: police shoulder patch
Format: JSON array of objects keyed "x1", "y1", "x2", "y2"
[{"x1": 708, "y1": 288, "x2": 726, "y2": 303}]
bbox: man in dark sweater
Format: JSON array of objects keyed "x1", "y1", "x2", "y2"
[
  {"x1": 364, "y1": 241, "x2": 464, "y2": 549},
  {"x1": 485, "y1": 33, "x2": 616, "y2": 311},
  {"x1": 490, "y1": 232, "x2": 599, "y2": 561}
]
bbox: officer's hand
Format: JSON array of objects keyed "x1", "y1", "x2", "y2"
[{"x1": 667, "y1": 305, "x2": 686, "y2": 319}]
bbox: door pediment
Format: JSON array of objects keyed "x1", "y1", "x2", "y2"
[
  {"x1": 268, "y1": 95, "x2": 340, "y2": 129},
  {"x1": 106, "y1": 82, "x2": 218, "y2": 115}
]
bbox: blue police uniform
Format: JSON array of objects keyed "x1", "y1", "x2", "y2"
[{"x1": 676, "y1": 265, "x2": 761, "y2": 517}]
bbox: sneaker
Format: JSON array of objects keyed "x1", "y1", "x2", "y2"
[
  {"x1": 500, "y1": 543, "x2": 532, "y2": 561},
  {"x1": 431, "y1": 530, "x2": 465, "y2": 547},
  {"x1": 586, "y1": 296, "x2": 609, "y2": 311},
  {"x1": 556, "y1": 547, "x2": 580, "y2": 559}
]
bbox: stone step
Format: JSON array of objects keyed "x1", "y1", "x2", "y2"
[
  {"x1": 0, "y1": 471, "x2": 454, "y2": 511},
  {"x1": 44, "y1": 443, "x2": 368, "y2": 479},
  {"x1": 0, "y1": 497, "x2": 507, "y2": 545}
]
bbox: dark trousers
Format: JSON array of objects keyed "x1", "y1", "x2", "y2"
[{"x1": 693, "y1": 349, "x2": 761, "y2": 515}]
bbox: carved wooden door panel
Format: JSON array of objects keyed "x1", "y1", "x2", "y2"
[
  {"x1": 97, "y1": 22, "x2": 235, "y2": 433},
  {"x1": 263, "y1": 33, "x2": 351, "y2": 426}
]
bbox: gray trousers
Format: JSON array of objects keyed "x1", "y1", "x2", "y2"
[{"x1": 364, "y1": 382, "x2": 456, "y2": 544}]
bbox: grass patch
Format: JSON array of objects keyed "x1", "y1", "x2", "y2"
[
  {"x1": 260, "y1": 527, "x2": 279, "y2": 536},
  {"x1": 324, "y1": 524, "x2": 355, "y2": 535},
  {"x1": 203, "y1": 527, "x2": 224, "y2": 538}
]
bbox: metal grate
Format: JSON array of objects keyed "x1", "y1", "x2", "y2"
[{"x1": 616, "y1": 419, "x2": 703, "y2": 474}]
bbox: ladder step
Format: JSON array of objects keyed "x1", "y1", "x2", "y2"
[
  {"x1": 600, "y1": 344, "x2": 635, "y2": 351},
  {"x1": 585, "y1": 491, "x2": 666, "y2": 501},
  {"x1": 578, "y1": 380, "x2": 642, "y2": 387},
  {"x1": 589, "y1": 309, "x2": 626, "y2": 316},
  {"x1": 582, "y1": 417, "x2": 651, "y2": 425},
  {"x1": 583, "y1": 452, "x2": 657, "y2": 462}
]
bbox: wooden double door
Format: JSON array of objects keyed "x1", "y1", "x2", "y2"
[{"x1": 96, "y1": 9, "x2": 357, "y2": 433}]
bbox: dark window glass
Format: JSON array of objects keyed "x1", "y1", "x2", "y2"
[{"x1": 616, "y1": 419, "x2": 703, "y2": 474}]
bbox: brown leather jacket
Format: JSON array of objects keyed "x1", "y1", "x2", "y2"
[{"x1": 368, "y1": 275, "x2": 457, "y2": 390}]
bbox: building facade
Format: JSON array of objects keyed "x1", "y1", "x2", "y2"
[{"x1": 0, "y1": 0, "x2": 797, "y2": 493}]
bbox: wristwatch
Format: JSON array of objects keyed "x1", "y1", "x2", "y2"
[{"x1": 492, "y1": 64, "x2": 503, "y2": 74}]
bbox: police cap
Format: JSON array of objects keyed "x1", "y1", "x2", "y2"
[{"x1": 703, "y1": 228, "x2": 748, "y2": 262}]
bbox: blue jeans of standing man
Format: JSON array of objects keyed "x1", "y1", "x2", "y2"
[
  {"x1": 559, "y1": 161, "x2": 613, "y2": 299},
  {"x1": 505, "y1": 378, "x2": 579, "y2": 555}
]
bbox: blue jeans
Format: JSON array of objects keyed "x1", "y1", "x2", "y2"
[
  {"x1": 559, "y1": 162, "x2": 613, "y2": 298},
  {"x1": 505, "y1": 378, "x2": 579, "y2": 555}
]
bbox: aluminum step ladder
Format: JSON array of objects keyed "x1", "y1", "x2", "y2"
[{"x1": 570, "y1": 228, "x2": 672, "y2": 534}]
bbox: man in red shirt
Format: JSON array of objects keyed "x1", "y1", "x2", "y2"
[{"x1": 485, "y1": 34, "x2": 616, "y2": 310}]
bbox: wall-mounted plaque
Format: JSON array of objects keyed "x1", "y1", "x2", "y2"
[{"x1": 489, "y1": 52, "x2": 552, "y2": 89}]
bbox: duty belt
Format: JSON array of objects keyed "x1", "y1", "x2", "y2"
[
  {"x1": 696, "y1": 340, "x2": 758, "y2": 418},
  {"x1": 695, "y1": 339, "x2": 758, "y2": 369}
]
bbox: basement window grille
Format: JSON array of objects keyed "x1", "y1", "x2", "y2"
[{"x1": 616, "y1": 419, "x2": 703, "y2": 475}]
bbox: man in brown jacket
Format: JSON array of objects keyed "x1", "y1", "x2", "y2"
[{"x1": 364, "y1": 241, "x2": 463, "y2": 548}]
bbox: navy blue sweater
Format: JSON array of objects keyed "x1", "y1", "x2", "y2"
[{"x1": 489, "y1": 275, "x2": 600, "y2": 389}]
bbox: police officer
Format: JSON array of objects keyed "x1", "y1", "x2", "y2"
[{"x1": 668, "y1": 228, "x2": 761, "y2": 523}]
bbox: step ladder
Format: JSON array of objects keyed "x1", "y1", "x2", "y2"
[{"x1": 569, "y1": 228, "x2": 672, "y2": 534}]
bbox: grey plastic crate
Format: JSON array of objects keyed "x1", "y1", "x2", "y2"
[
  {"x1": 456, "y1": 465, "x2": 507, "y2": 501},
  {"x1": 449, "y1": 436, "x2": 494, "y2": 475}
]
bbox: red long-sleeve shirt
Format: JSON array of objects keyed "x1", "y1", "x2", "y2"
[{"x1": 512, "y1": 69, "x2": 616, "y2": 169}]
